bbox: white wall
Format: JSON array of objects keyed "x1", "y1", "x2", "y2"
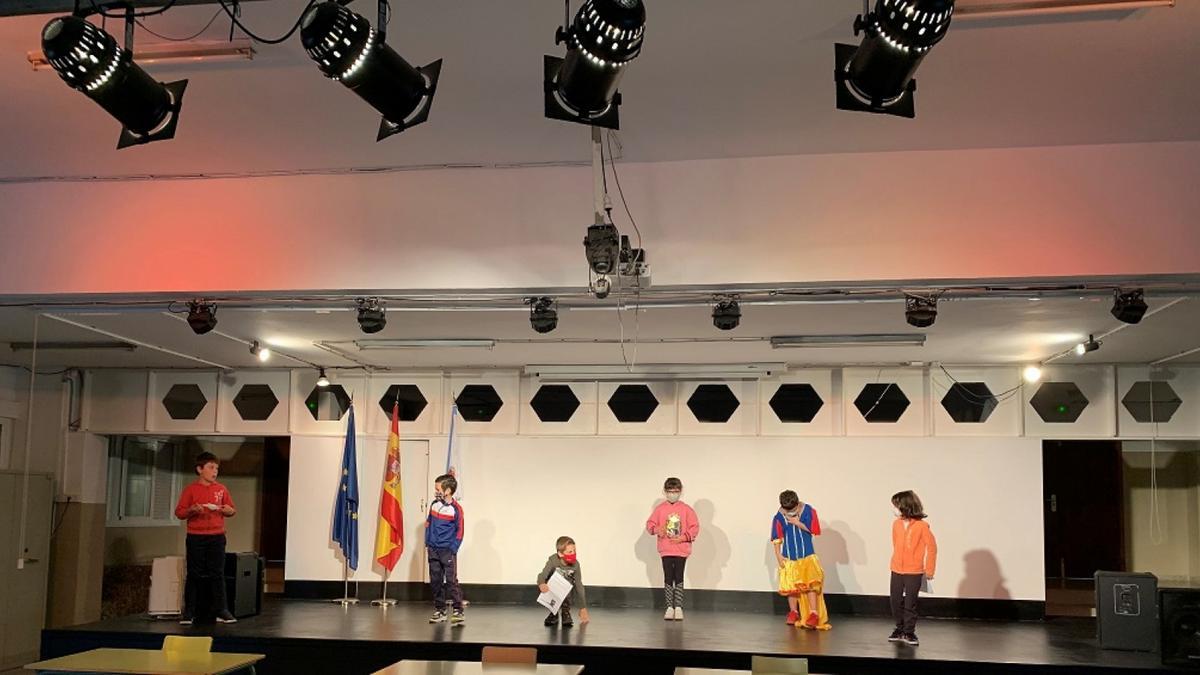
[{"x1": 286, "y1": 434, "x2": 1045, "y2": 601}]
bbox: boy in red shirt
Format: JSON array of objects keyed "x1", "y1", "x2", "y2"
[{"x1": 174, "y1": 452, "x2": 237, "y2": 625}]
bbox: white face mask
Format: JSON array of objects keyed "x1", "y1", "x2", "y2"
[{"x1": 665, "y1": 492, "x2": 680, "y2": 504}]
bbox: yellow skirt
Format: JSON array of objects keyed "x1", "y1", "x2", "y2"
[{"x1": 778, "y1": 554, "x2": 825, "y2": 596}]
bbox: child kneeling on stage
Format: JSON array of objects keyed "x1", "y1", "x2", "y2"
[
  {"x1": 772, "y1": 490, "x2": 830, "y2": 630},
  {"x1": 537, "y1": 536, "x2": 590, "y2": 628}
]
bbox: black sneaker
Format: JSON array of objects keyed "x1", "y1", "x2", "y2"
[
  {"x1": 903, "y1": 632, "x2": 919, "y2": 646},
  {"x1": 450, "y1": 610, "x2": 465, "y2": 626},
  {"x1": 561, "y1": 609, "x2": 574, "y2": 628},
  {"x1": 888, "y1": 628, "x2": 904, "y2": 642},
  {"x1": 544, "y1": 613, "x2": 558, "y2": 627},
  {"x1": 429, "y1": 610, "x2": 447, "y2": 624},
  {"x1": 215, "y1": 612, "x2": 238, "y2": 624}
]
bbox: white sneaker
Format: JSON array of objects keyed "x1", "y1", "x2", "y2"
[
  {"x1": 673, "y1": 607, "x2": 684, "y2": 621},
  {"x1": 664, "y1": 606, "x2": 675, "y2": 620}
]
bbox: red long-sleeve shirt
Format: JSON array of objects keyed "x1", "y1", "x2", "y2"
[{"x1": 174, "y1": 481, "x2": 235, "y2": 535}]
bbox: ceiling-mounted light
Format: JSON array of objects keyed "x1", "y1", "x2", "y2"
[
  {"x1": 834, "y1": 0, "x2": 954, "y2": 118},
  {"x1": 528, "y1": 297, "x2": 559, "y2": 334},
  {"x1": 905, "y1": 294, "x2": 938, "y2": 328},
  {"x1": 300, "y1": 1, "x2": 442, "y2": 141},
  {"x1": 1074, "y1": 334, "x2": 1101, "y2": 356},
  {"x1": 250, "y1": 340, "x2": 271, "y2": 362},
  {"x1": 41, "y1": 15, "x2": 188, "y2": 148},
  {"x1": 544, "y1": 0, "x2": 646, "y2": 129},
  {"x1": 186, "y1": 300, "x2": 218, "y2": 335},
  {"x1": 584, "y1": 223, "x2": 621, "y2": 275},
  {"x1": 712, "y1": 296, "x2": 741, "y2": 331},
  {"x1": 356, "y1": 297, "x2": 387, "y2": 334},
  {"x1": 1023, "y1": 365, "x2": 1043, "y2": 383},
  {"x1": 316, "y1": 367, "x2": 330, "y2": 387},
  {"x1": 1111, "y1": 288, "x2": 1148, "y2": 324}
]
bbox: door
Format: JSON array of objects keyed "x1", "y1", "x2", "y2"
[
  {"x1": 0, "y1": 473, "x2": 53, "y2": 669},
  {"x1": 1043, "y1": 440, "x2": 1125, "y2": 580}
]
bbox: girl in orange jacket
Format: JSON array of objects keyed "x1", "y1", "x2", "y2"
[{"x1": 889, "y1": 490, "x2": 936, "y2": 646}]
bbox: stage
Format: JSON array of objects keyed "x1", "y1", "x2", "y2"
[{"x1": 41, "y1": 599, "x2": 1179, "y2": 674}]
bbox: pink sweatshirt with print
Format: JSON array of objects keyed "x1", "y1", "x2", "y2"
[{"x1": 645, "y1": 500, "x2": 700, "y2": 557}]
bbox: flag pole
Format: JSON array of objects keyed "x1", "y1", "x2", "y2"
[
  {"x1": 328, "y1": 559, "x2": 359, "y2": 606},
  {"x1": 372, "y1": 569, "x2": 397, "y2": 607}
]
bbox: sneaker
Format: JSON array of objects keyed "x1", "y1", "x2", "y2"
[
  {"x1": 888, "y1": 628, "x2": 904, "y2": 642},
  {"x1": 903, "y1": 632, "x2": 919, "y2": 646},
  {"x1": 673, "y1": 607, "x2": 684, "y2": 621},
  {"x1": 785, "y1": 610, "x2": 799, "y2": 626},
  {"x1": 450, "y1": 610, "x2": 465, "y2": 626},
  {"x1": 805, "y1": 612, "x2": 819, "y2": 628},
  {"x1": 664, "y1": 606, "x2": 675, "y2": 621},
  {"x1": 178, "y1": 616, "x2": 193, "y2": 626},
  {"x1": 544, "y1": 613, "x2": 558, "y2": 627},
  {"x1": 215, "y1": 612, "x2": 238, "y2": 624},
  {"x1": 561, "y1": 609, "x2": 574, "y2": 628},
  {"x1": 429, "y1": 610, "x2": 447, "y2": 624}
]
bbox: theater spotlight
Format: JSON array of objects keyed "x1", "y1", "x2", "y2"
[
  {"x1": 300, "y1": 1, "x2": 442, "y2": 141},
  {"x1": 316, "y1": 368, "x2": 331, "y2": 388},
  {"x1": 1023, "y1": 365, "x2": 1043, "y2": 383},
  {"x1": 250, "y1": 340, "x2": 271, "y2": 362},
  {"x1": 528, "y1": 297, "x2": 559, "y2": 334},
  {"x1": 1074, "y1": 335, "x2": 1101, "y2": 356},
  {"x1": 905, "y1": 295, "x2": 938, "y2": 328},
  {"x1": 834, "y1": 0, "x2": 954, "y2": 118},
  {"x1": 41, "y1": 15, "x2": 187, "y2": 148},
  {"x1": 712, "y1": 296, "x2": 741, "y2": 331},
  {"x1": 1111, "y1": 288, "x2": 1148, "y2": 325},
  {"x1": 544, "y1": 0, "x2": 646, "y2": 129},
  {"x1": 356, "y1": 297, "x2": 387, "y2": 334},
  {"x1": 584, "y1": 223, "x2": 621, "y2": 275},
  {"x1": 186, "y1": 301, "x2": 217, "y2": 335}
]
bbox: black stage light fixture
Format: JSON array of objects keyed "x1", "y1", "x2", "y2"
[
  {"x1": 528, "y1": 297, "x2": 559, "y2": 334},
  {"x1": 1111, "y1": 288, "x2": 1148, "y2": 325},
  {"x1": 356, "y1": 297, "x2": 387, "y2": 333},
  {"x1": 186, "y1": 301, "x2": 218, "y2": 335},
  {"x1": 42, "y1": 15, "x2": 187, "y2": 148},
  {"x1": 591, "y1": 275, "x2": 612, "y2": 299},
  {"x1": 1074, "y1": 334, "x2": 1101, "y2": 356},
  {"x1": 544, "y1": 0, "x2": 646, "y2": 129},
  {"x1": 834, "y1": 0, "x2": 954, "y2": 118},
  {"x1": 905, "y1": 294, "x2": 938, "y2": 328},
  {"x1": 712, "y1": 296, "x2": 741, "y2": 331},
  {"x1": 300, "y1": 1, "x2": 442, "y2": 141},
  {"x1": 584, "y1": 222, "x2": 621, "y2": 275}
]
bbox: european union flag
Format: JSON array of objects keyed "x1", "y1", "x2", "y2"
[{"x1": 332, "y1": 403, "x2": 359, "y2": 570}]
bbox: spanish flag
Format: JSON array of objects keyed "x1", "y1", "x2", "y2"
[{"x1": 374, "y1": 401, "x2": 404, "y2": 571}]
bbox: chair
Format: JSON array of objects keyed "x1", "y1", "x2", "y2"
[
  {"x1": 481, "y1": 646, "x2": 537, "y2": 665},
  {"x1": 162, "y1": 635, "x2": 213, "y2": 655},
  {"x1": 751, "y1": 655, "x2": 808, "y2": 674}
]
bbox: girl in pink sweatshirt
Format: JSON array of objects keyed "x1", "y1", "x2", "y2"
[{"x1": 645, "y1": 477, "x2": 700, "y2": 620}]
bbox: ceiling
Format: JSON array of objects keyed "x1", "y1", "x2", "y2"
[
  {"x1": 0, "y1": 0, "x2": 1196, "y2": 178},
  {"x1": 3, "y1": 292, "x2": 1199, "y2": 370}
]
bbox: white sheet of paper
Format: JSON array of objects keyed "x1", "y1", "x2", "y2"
[{"x1": 536, "y1": 571, "x2": 575, "y2": 615}]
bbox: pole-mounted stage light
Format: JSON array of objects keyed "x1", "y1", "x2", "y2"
[
  {"x1": 545, "y1": 0, "x2": 646, "y2": 129},
  {"x1": 186, "y1": 301, "x2": 218, "y2": 335},
  {"x1": 1111, "y1": 288, "x2": 1148, "y2": 325},
  {"x1": 527, "y1": 297, "x2": 559, "y2": 334},
  {"x1": 835, "y1": 0, "x2": 954, "y2": 118},
  {"x1": 357, "y1": 297, "x2": 387, "y2": 334},
  {"x1": 905, "y1": 294, "x2": 938, "y2": 328},
  {"x1": 301, "y1": 1, "x2": 442, "y2": 141},
  {"x1": 41, "y1": 14, "x2": 187, "y2": 148},
  {"x1": 712, "y1": 296, "x2": 741, "y2": 331}
]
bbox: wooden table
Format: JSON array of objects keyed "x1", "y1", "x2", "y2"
[
  {"x1": 25, "y1": 648, "x2": 264, "y2": 674},
  {"x1": 373, "y1": 662, "x2": 583, "y2": 675}
]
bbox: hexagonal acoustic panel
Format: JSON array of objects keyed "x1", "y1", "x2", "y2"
[
  {"x1": 854, "y1": 383, "x2": 910, "y2": 423},
  {"x1": 941, "y1": 382, "x2": 998, "y2": 423},
  {"x1": 1030, "y1": 382, "x2": 1089, "y2": 423},
  {"x1": 232, "y1": 384, "x2": 279, "y2": 421},
  {"x1": 686, "y1": 384, "x2": 740, "y2": 423},
  {"x1": 378, "y1": 384, "x2": 429, "y2": 422},
  {"x1": 768, "y1": 383, "x2": 824, "y2": 423},
  {"x1": 162, "y1": 383, "x2": 208, "y2": 420},
  {"x1": 305, "y1": 384, "x2": 351, "y2": 422},
  {"x1": 530, "y1": 385, "x2": 581, "y2": 423},
  {"x1": 455, "y1": 385, "x2": 504, "y2": 422},
  {"x1": 607, "y1": 384, "x2": 659, "y2": 423},
  {"x1": 1122, "y1": 381, "x2": 1183, "y2": 424}
]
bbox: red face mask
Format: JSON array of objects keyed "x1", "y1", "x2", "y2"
[{"x1": 562, "y1": 553, "x2": 577, "y2": 565}]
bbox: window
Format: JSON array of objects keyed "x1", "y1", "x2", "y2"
[{"x1": 106, "y1": 436, "x2": 186, "y2": 526}]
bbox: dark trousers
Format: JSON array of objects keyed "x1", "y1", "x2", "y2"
[
  {"x1": 662, "y1": 556, "x2": 687, "y2": 585},
  {"x1": 428, "y1": 547, "x2": 463, "y2": 611},
  {"x1": 184, "y1": 533, "x2": 229, "y2": 620},
  {"x1": 890, "y1": 572, "x2": 923, "y2": 632}
]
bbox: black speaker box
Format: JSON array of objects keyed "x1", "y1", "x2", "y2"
[
  {"x1": 224, "y1": 552, "x2": 264, "y2": 618},
  {"x1": 1095, "y1": 571, "x2": 1158, "y2": 651},
  {"x1": 1162, "y1": 588, "x2": 1200, "y2": 667}
]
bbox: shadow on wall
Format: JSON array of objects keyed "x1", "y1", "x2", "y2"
[
  {"x1": 635, "y1": 499, "x2": 664, "y2": 587},
  {"x1": 958, "y1": 549, "x2": 1012, "y2": 600},
  {"x1": 688, "y1": 499, "x2": 731, "y2": 592},
  {"x1": 816, "y1": 520, "x2": 866, "y2": 594},
  {"x1": 470, "y1": 520, "x2": 502, "y2": 582}
]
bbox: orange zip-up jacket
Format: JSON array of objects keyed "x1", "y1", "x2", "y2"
[{"x1": 890, "y1": 518, "x2": 937, "y2": 576}]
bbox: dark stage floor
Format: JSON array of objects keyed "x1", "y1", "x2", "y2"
[{"x1": 42, "y1": 599, "x2": 1181, "y2": 674}]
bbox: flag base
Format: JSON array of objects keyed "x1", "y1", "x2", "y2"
[
  {"x1": 371, "y1": 598, "x2": 397, "y2": 607},
  {"x1": 329, "y1": 597, "x2": 360, "y2": 606}
]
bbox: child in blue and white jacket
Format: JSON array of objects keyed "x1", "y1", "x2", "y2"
[{"x1": 426, "y1": 474, "x2": 465, "y2": 625}]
